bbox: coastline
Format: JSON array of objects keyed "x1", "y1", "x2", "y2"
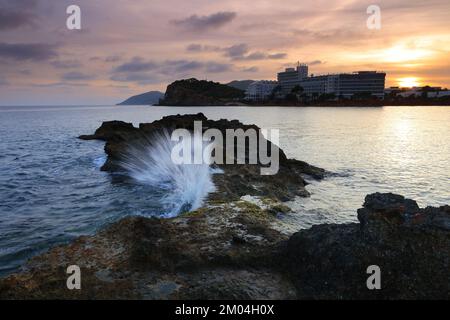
[{"x1": 1, "y1": 113, "x2": 449, "y2": 300}]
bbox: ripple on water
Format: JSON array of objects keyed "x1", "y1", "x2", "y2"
[{"x1": 0, "y1": 105, "x2": 449, "y2": 277}]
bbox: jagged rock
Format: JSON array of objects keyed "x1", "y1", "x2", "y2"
[
  {"x1": 283, "y1": 193, "x2": 450, "y2": 299},
  {"x1": 78, "y1": 113, "x2": 325, "y2": 202},
  {"x1": 1, "y1": 193, "x2": 448, "y2": 299},
  {"x1": 0, "y1": 201, "x2": 295, "y2": 299},
  {"x1": 158, "y1": 78, "x2": 245, "y2": 106},
  {"x1": 1, "y1": 112, "x2": 448, "y2": 300}
]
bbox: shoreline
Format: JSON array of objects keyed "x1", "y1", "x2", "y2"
[{"x1": 1, "y1": 113, "x2": 449, "y2": 299}]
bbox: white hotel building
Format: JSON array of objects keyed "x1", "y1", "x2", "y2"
[
  {"x1": 245, "y1": 80, "x2": 279, "y2": 101},
  {"x1": 277, "y1": 64, "x2": 386, "y2": 99}
]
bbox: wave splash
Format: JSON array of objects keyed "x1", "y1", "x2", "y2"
[{"x1": 118, "y1": 131, "x2": 217, "y2": 217}]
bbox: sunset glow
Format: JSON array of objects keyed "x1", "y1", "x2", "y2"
[
  {"x1": 398, "y1": 77, "x2": 421, "y2": 88},
  {"x1": 382, "y1": 45, "x2": 433, "y2": 63},
  {"x1": 0, "y1": 0, "x2": 449, "y2": 105}
]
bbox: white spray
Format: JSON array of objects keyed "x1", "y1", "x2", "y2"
[{"x1": 117, "y1": 131, "x2": 218, "y2": 217}]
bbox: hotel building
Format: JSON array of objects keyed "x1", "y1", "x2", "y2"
[
  {"x1": 245, "y1": 80, "x2": 279, "y2": 101},
  {"x1": 278, "y1": 64, "x2": 386, "y2": 99}
]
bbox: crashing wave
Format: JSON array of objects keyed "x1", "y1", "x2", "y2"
[{"x1": 117, "y1": 131, "x2": 217, "y2": 217}]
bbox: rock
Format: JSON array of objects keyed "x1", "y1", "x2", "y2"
[
  {"x1": 78, "y1": 120, "x2": 139, "y2": 141},
  {"x1": 282, "y1": 193, "x2": 450, "y2": 299},
  {"x1": 158, "y1": 78, "x2": 245, "y2": 106},
  {"x1": 0, "y1": 201, "x2": 295, "y2": 299},
  {"x1": 0, "y1": 191, "x2": 448, "y2": 299},
  {"x1": 78, "y1": 113, "x2": 325, "y2": 202},
  {"x1": 1, "y1": 112, "x2": 448, "y2": 300}
]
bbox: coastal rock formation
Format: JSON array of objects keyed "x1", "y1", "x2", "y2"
[
  {"x1": 79, "y1": 113, "x2": 325, "y2": 202},
  {"x1": 158, "y1": 78, "x2": 245, "y2": 106},
  {"x1": 0, "y1": 198, "x2": 299, "y2": 299},
  {"x1": 0, "y1": 114, "x2": 448, "y2": 299},
  {"x1": 283, "y1": 193, "x2": 450, "y2": 299},
  {"x1": 0, "y1": 193, "x2": 449, "y2": 299}
]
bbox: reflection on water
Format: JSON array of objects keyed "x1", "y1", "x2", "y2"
[{"x1": 0, "y1": 105, "x2": 449, "y2": 275}]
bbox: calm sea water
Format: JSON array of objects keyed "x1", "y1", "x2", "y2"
[{"x1": 0, "y1": 105, "x2": 449, "y2": 275}]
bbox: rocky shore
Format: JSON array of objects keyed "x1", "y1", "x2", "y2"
[{"x1": 0, "y1": 114, "x2": 448, "y2": 299}]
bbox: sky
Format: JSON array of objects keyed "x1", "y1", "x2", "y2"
[{"x1": 0, "y1": 0, "x2": 449, "y2": 105}]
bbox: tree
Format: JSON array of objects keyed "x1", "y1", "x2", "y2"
[
  {"x1": 291, "y1": 85, "x2": 304, "y2": 94},
  {"x1": 290, "y1": 85, "x2": 304, "y2": 102},
  {"x1": 318, "y1": 93, "x2": 336, "y2": 102},
  {"x1": 421, "y1": 86, "x2": 432, "y2": 99},
  {"x1": 269, "y1": 85, "x2": 283, "y2": 100}
]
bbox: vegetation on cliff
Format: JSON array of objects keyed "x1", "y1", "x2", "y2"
[{"x1": 158, "y1": 78, "x2": 245, "y2": 106}]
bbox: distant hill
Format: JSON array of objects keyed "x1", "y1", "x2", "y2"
[
  {"x1": 226, "y1": 80, "x2": 255, "y2": 91},
  {"x1": 117, "y1": 91, "x2": 165, "y2": 106},
  {"x1": 158, "y1": 78, "x2": 245, "y2": 106}
]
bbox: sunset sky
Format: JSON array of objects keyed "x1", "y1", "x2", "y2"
[{"x1": 0, "y1": 0, "x2": 449, "y2": 105}]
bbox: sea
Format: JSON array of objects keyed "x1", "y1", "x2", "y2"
[{"x1": 0, "y1": 105, "x2": 449, "y2": 276}]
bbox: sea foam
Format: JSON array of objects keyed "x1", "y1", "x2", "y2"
[{"x1": 117, "y1": 131, "x2": 217, "y2": 217}]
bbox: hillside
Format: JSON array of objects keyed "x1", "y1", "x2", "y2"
[
  {"x1": 226, "y1": 80, "x2": 255, "y2": 91},
  {"x1": 158, "y1": 78, "x2": 245, "y2": 106},
  {"x1": 117, "y1": 91, "x2": 164, "y2": 106}
]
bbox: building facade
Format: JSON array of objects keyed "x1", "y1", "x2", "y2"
[
  {"x1": 277, "y1": 64, "x2": 308, "y2": 95},
  {"x1": 245, "y1": 80, "x2": 279, "y2": 101},
  {"x1": 385, "y1": 86, "x2": 450, "y2": 98},
  {"x1": 278, "y1": 64, "x2": 386, "y2": 99}
]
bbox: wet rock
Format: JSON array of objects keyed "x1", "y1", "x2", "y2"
[
  {"x1": 78, "y1": 113, "x2": 325, "y2": 202},
  {"x1": 1, "y1": 112, "x2": 447, "y2": 300},
  {"x1": 282, "y1": 193, "x2": 450, "y2": 299},
  {"x1": 0, "y1": 201, "x2": 293, "y2": 299},
  {"x1": 1, "y1": 193, "x2": 448, "y2": 299}
]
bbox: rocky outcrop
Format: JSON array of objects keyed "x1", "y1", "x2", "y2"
[
  {"x1": 0, "y1": 193, "x2": 448, "y2": 299},
  {"x1": 79, "y1": 113, "x2": 325, "y2": 202},
  {"x1": 158, "y1": 78, "x2": 245, "y2": 106},
  {"x1": 283, "y1": 193, "x2": 450, "y2": 299},
  {"x1": 0, "y1": 199, "x2": 297, "y2": 299},
  {"x1": 0, "y1": 113, "x2": 448, "y2": 300}
]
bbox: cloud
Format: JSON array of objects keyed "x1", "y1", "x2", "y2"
[
  {"x1": 171, "y1": 60, "x2": 204, "y2": 73},
  {"x1": 291, "y1": 28, "x2": 369, "y2": 46},
  {"x1": 0, "y1": 77, "x2": 9, "y2": 86},
  {"x1": 113, "y1": 57, "x2": 157, "y2": 73},
  {"x1": 172, "y1": 11, "x2": 237, "y2": 31},
  {"x1": 166, "y1": 60, "x2": 232, "y2": 74},
  {"x1": 268, "y1": 53, "x2": 287, "y2": 59},
  {"x1": 186, "y1": 44, "x2": 203, "y2": 52},
  {"x1": 51, "y1": 59, "x2": 82, "y2": 69},
  {"x1": 31, "y1": 82, "x2": 90, "y2": 88},
  {"x1": 62, "y1": 72, "x2": 95, "y2": 81},
  {"x1": 105, "y1": 55, "x2": 122, "y2": 63},
  {"x1": 237, "y1": 52, "x2": 267, "y2": 60},
  {"x1": 231, "y1": 50, "x2": 287, "y2": 61},
  {"x1": 0, "y1": 9, "x2": 36, "y2": 30},
  {"x1": 0, "y1": 43, "x2": 58, "y2": 61},
  {"x1": 307, "y1": 60, "x2": 323, "y2": 65},
  {"x1": 242, "y1": 66, "x2": 259, "y2": 72},
  {"x1": 110, "y1": 57, "x2": 233, "y2": 85},
  {"x1": 205, "y1": 62, "x2": 232, "y2": 73},
  {"x1": 223, "y1": 43, "x2": 249, "y2": 58},
  {"x1": 89, "y1": 55, "x2": 122, "y2": 63},
  {"x1": 186, "y1": 43, "x2": 222, "y2": 52},
  {"x1": 221, "y1": 43, "x2": 286, "y2": 61},
  {"x1": 110, "y1": 73, "x2": 161, "y2": 85}
]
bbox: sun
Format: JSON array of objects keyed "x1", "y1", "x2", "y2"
[{"x1": 398, "y1": 77, "x2": 420, "y2": 88}]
